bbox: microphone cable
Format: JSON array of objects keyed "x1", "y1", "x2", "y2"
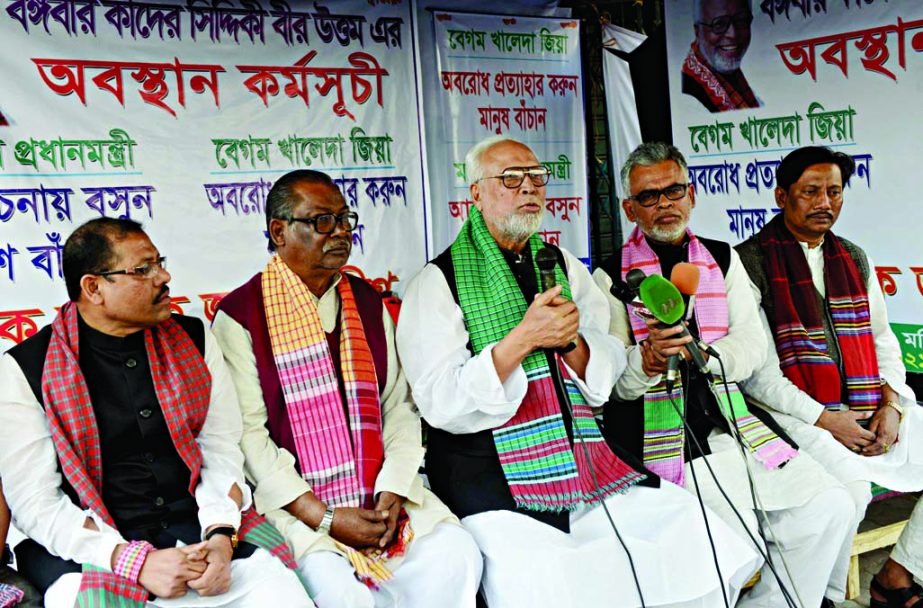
[
  {"x1": 547, "y1": 353, "x2": 647, "y2": 608},
  {"x1": 711, "y1": 360, "x2": 806, "y2": 608},
  {"x1": 664, "y1": 361, "x2": 799, "y2": 608},
  {"x1": 667, "y1": 365, "x2": 731, "y2": 608}
]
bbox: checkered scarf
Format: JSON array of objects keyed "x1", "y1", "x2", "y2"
[
  {"x1": 0, "y1": 583, "x2": 23, "y2": 608},
  {"x1": 622, "y1": 226, "x2": 797, "y2": 485},
  {"x1": 451, "y1": 207, "x2": 645, "y2": 512},
  {"x1": 759, "y1": 214, "x2": 881, "y2": 411},
  {"x1": 262, "y1": 254, "x2": 384, "y2": 509},
  {"x1": 42, "y1": 302, "x2": 302, "y2": 606},
  {"x1": 682, "y1": 41, "x2": 759, "y2": 111}
]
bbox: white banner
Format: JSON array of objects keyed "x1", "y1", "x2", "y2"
[
  {"x1": 664, "y1": 0, "x2": 923, "y2": 372},
  {"x1": 425, "y1": 10, "x2": 590, "y2": 265},
  {"x1": 0, "y1": 0, "x2": 425, "y2": 351}
]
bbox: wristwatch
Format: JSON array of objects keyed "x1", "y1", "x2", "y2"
[
  {"x1": 205, "y1": 526, "x2": 239, "y2": 549},
  {"x1": 314, "y1": 506, "x2": 335, "y2": 535},
  {"x1": 884, "y1": 399, "x2": 904, "y2": 423}
]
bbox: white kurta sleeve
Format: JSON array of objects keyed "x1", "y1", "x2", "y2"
[
  {"x1": 211, "y1": 311, "x2": 312, "y2": 515},
  {"x1": 0, "y1": 354, "x2": 124, "y2": 570},
  {"x1": 396, "y1": 263, "x2": 529, "y2": 434},
  {"x1": 702, "y1": 249, "x2": 768, "y2": 382},
  {"x1": 374, "y1": 312, "x2": 426, "y2": 505},
  {"x1": 591, "y1": 267, "x2": 660, "y2": 401},
  {"x1": 396, "y1": 249, "x2": 624, "y2": 434},
  {"x1": 559, "y1": 249, "x2": 627, "y2": 406},
  {"x1": 194, "y1": 326, "x2": 253, "y2": 535},
  {"x1": 865, "y1": 254, "x2": 916, "y2": 402}
]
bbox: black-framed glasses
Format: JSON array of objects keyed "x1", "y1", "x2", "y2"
[
  {"x1": 288, "y1": 211, "x2": 359, "y2": 234},
  {"x1": 696, "y1": 11, "x2": 753, "y2": 35},
  {"x1": 95, "y1": 256, "x2": 167, "y2": 279},
  {"x1": 627, "y1": 183, "x2": 689, "y2": 208},
  {"x1": 479, "y1": 166, "x2": 551, "y2": 189}
]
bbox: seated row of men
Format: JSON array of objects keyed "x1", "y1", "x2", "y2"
[{"x1": 0, "y1": 137, "x2": 920, "y2": 608}]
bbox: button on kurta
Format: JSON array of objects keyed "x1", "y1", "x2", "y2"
[
  {"x1": 154, "y1": 496, "x2": 165, "y2": 507},
  {"x1": 125, "y1": 358, "x2": 137, "y2": 368},
  {"x1": 139, "y1": 408, "x2": 153, "y2": 419}
]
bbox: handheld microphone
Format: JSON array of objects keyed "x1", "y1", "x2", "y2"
[
  {"x1": 637, "y1": 274, "x2": 710, "y2": 376},
  {"x1": 535, "y1": 247, "x2": 576, "y2": 354},
  {"x1": 609, "y1": 268, "x2": 646, "y2": 304},
  {"x1": 669, "y1": 263, "x2": 721, "y2": 359}
]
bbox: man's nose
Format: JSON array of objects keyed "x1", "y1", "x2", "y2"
[{"x1": 156, "y1": 267, "x2": 172, "y2": 284}]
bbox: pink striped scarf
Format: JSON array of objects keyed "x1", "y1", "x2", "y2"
[
  {"x1": 262, "y1": 255, "x2": 383, "y2": 509},
  {"x1": 621, "y1": 226, "x2": 796, "y2": 484}
]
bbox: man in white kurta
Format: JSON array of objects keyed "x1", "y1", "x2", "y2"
[
  {"x1": 398, "y1": 136, "x2": 760, "y2": 608},
  {"x1": 593, "y1": 141, "x2": 856, "y2": 607},
  {"x1": 211, "y1": 169, "x2": 482, "y2": 608},
  {"x1": 0, "y1": 218, "x2": 311, "y2": 608},
  {"x1": 736, "y1": 145, "x2": 923, "y2": 607}
]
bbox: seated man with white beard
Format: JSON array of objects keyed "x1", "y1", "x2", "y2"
[{"x1": 397, "y1": 135, "x2": 760, "y2": 607}]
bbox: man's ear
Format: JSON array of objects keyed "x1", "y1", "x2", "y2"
[
  {"x1": 621, "y1": 198, "x2": 637, "y2": 222},
  {"x1": 774, "y1": 187, "x2": 787, "y2": 209},
  {"x1": 470, "y1": 182, "x2": 482, "y2": 211},
  {"x1": 687, "y1": 183, "x2": 696, "y2": 209},
  {"x1": 268, "y1": 218, "x2": 287, "y2": 250},
  {"x1": 80, "y1": 274, "x2": 105, "y2": 305}
]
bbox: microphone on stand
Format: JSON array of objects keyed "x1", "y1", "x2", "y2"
[
  {"x1": 638, "y1": 274, "x2": 711, "y2": 383},
  {"x1": 535, "y1": 247, "x2": 576, "y2": 354},
  {"x1": 669, "y1": 263, "x2": 720, "y2": 359}
]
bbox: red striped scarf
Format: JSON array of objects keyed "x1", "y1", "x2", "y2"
[
  {"x1": 682, "y1": 41, "x2": 759, "y2": 112},
  {"x1": 42, "y1": 302, "x2": 301, "y2": 605},
  {"x1": 262, "y1": 255, "x2": 384, "y2": 509},
  {"x1": 759, "y1": 214, "x2": 881, "y2": 411}
]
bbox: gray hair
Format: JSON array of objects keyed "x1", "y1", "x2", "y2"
[
  {"x1": 620, "y1": 142, "x2": 689, "y2": 196},
  {"x1": 264, "y1": 169, "x2": 336, "y2": 251},
  {"x1": 693, "y1": 0, "x2": 753, "y2": 22},
  {"x1": 465, "y1": 135, "x2": 525, "y2": 186}
]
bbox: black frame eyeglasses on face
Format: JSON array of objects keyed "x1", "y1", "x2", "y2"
[
  {"x1": 479, "y1": 166, "x2": 551, "y2": 189},
  {"x1": 628, "y1": 183, "x2": 690, "y2": 208},
  {"x1": 95, "y1": 256, "x2": 167, "y2": 279},
  {"x1": 288, "y1": 211, "x2": 359, "y2": 234},
  {"x1": 696, "y1": 11, "x2": 753, "y2": 35}
]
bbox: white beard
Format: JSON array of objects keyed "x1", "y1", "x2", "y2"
[
  {"x1": 700, "y1": 41, "x2": 744, "y2": 74},
  {"x1": 647, "y1": 219, "x2": 689, "y2": 244},
  {"x1": 496, "y1": 209, "x2": 544, "y2": 244}
]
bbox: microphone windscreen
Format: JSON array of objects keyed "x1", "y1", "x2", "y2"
[
  {"x1": 638, "y1": 274, "x2": 685, "y2": 325},
  {"x1": 535, "y1": 247, "x2": 558, "y2": 272},
  {"x1": 626, "y1": 268, "x2": 646, "y2": 291},
  {"x1": 671, "y1": 263, "x2": 700, "y2": 296}
]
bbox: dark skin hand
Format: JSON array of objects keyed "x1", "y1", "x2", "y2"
[
  {"x1": 373, "y1": 491, "x2": 404, "y2": 548},
  {"x1": 862, "y1": 385, "x2": 902, "y2": 456},
  {"x1": 639, "y1": 318, "x2": 694, "y2": 377},
  {"x1": 187, "y1": 535, "x2": 233, "y2": 596},
  {"x1": 136, "y1": 545, "x2": 208, "y2": 598},
  {"x1": 329, "y1": 507, "x2": 389, "y2": 549}
]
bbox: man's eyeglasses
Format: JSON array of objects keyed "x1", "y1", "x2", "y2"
[
  {"x1": 479, "y1": 166, "x2": 551, "y2": 189},
  {"x1": 627, "y1": 183, "x2": 690, "y2": 208},
  {"x1": 696, "y1": 11, "x2": 753, "y2": 35},
  {"x1": 95, "y1": 256, "x2": 167, "y2": 279},
  {"x1": 289, "y1": 211, "x2": 359, "y2": 235}
]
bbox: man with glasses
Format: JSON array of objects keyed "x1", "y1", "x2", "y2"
[
  {"x1": 593, "y1": 142, "x2": 855, "y2": 607},
  {"x1": 0, "y1": 218, "x2": 312, "y2": 608},
  {"x1": 736, "y1": 146, "x2": 923, "y2": 608},
  {"x1": 212, "y1": 169, "x2": 482, "y2": 608},
  {"x1": 682, "y1": 0, "x2": 760, "y2": 112},
  {"x1": 398, "y1": 136, "x2": 760, "y2": 607}
]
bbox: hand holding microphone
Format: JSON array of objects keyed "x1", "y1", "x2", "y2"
[{"x1": 534, "y1": 247, "x2": 578, "y2": 354}]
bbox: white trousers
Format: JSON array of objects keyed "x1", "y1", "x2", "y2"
[
  {"x1": 684, "y1": 440, "x2": 857, "y2": 607},
  {"x1": 461, "y1": 482, "x2": 761, "y2": 608},
  {"x1": 45, "y1": 547, "x2": 313, "y2": 608},
  {"x1": 297, "y1": 522, "x2": 482, "y2": 608},
  {"x1": 892, "y1": 495, "x2": 923, "y2": 580}
]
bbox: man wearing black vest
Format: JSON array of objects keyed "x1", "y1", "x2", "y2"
[
  {"x1": 0, "y1": 218, "x2": 310, "y2": 607},
  {"x1": 211, "y1": 169, "x2": 482, "y2": 608},
  {"x1": 399, "y1": 135, "x2": 760, "y2": 607},
  {"x1": 736, "y1": 146, "x2": 923, "y2": 608},
  {"x1": 593, "y1": 142, "x2": 855, "y2": 608}
]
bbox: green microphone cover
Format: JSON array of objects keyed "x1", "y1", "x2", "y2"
[{"x1": 638, "y1": 274, "x2": 685, "y2": 325}]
